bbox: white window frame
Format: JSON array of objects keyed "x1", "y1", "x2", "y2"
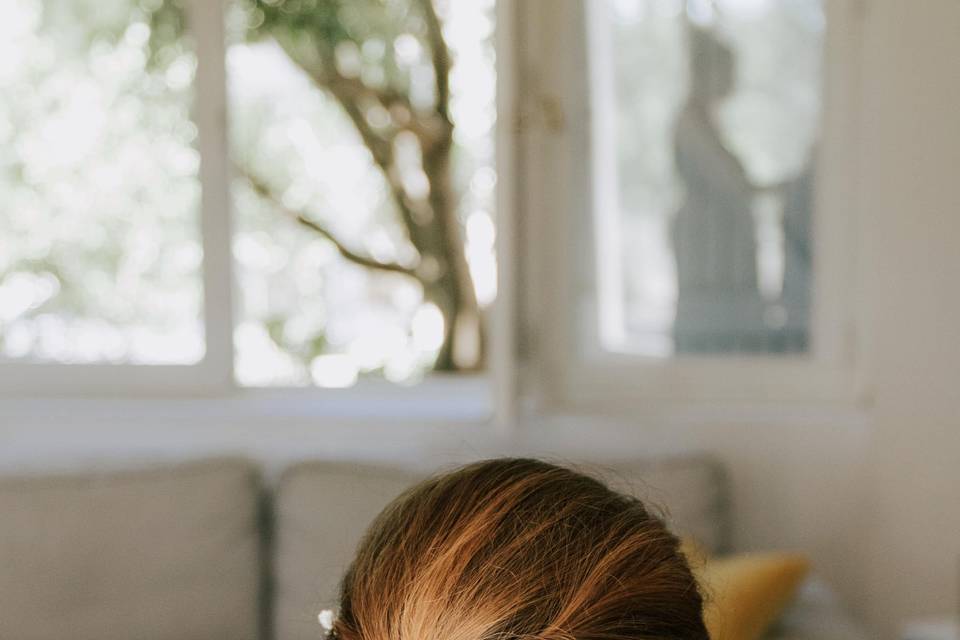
[
  {"x1": 0, "y1": 0, "x2": 864, "y2": 420},
  {"x1": 0, "y1": 0, "x2": 517, "y2": 423},
  {"x1": 513, "y1": 0, "x2": 867, "y2": 413}
]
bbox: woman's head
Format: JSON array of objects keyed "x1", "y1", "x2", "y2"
[{"x1": 332, "y1": 458, "x2": 708, "y2": 640}]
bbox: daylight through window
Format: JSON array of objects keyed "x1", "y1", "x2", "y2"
[
  {"x1": 594, "y1": 0, "x2": 823, "y2": 357},
  {"x1": 0, "y1": 0, "x2": 497, "y2": 388},
  {"x1": 0, "y1": 0, "x2": 204, "y2": 365}
]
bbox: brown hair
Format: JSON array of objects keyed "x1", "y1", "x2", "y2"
[{"x1": 333, "y1": 458, "x2": 708, "y2": 640}]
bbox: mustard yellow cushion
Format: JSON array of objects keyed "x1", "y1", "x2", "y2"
[{"x1": 681, "y1": 542, "x2": 810, "y2": 640}]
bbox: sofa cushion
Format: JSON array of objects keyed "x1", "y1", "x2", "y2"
[
  {"x1": 599, "y1": 457, "x2": 730, "y2": 553},
  {"x1": 272, "y1": 463, "x2": 420, "y2": 640},
  {"x1": 272, "y1": 456, "x2": 727, "y2": 640},
  {"x1": 0, "y1": 458, "x2": 262, "y2": 640}
]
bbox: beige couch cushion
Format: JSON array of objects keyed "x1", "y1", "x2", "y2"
[
  {"x1": 0, "y1": 458, "x2": 261, "y2": 640},
  {"x1": 272, "y1": 457, "x2": 727, "y2": 640},
  {"x1": 272, "y1": 463, "x2": 420, "y2": 640},
  {"x1": 599, "y1": 457, "x2": 729, "y2": 552}
]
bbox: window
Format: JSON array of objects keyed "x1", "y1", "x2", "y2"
[
  {"x1": 226, "y1": 0, "x2": 497, "y2": 387},
  {"x1": 594, "y1": 0, "x2": 823, "y2": 357},
  {"x1": 1, "y1": 0, "x2": 861, "y2": 411},
  {"x1": 515, "y1": 0, "x2": 861, "y2": 408},
  {"x1": 0, "y1": 0, "x2": 203, "y2": 366},
  {"x1": 0, "y1": 0, "x2": 497, "y2": 395}
]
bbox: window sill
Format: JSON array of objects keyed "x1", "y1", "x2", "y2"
[
  {"x1": 0, "y1": 374, "x2": 492, "y2": 425},
  {"x1": 0, "y1": 375, "x2": 494, "y2": 475}
]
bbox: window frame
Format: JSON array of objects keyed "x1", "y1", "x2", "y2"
[
  {"x1": 514, "y1": 0, "x2": 868, "y2": 413},
  {"x1": 0, "y1": 0, "x2": 527, "y2": 434},
  {"x1": 0, "y1": 0, "x2": 865, "y2": 417},
  {"x1": 0, "y1": 0, "x2": 517, "y2": 419}
]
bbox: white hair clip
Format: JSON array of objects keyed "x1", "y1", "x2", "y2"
[{"x1": 318, "y1": 609, "x2": 336, "y2": 637}]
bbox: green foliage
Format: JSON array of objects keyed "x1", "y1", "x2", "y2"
[
  {"x1": 2, "y1": 0, "x2": 493, "y2": 376},
  {"x1": 145, "y1": 0, "x2": 190, "y2": 68},
  {"x1": 247, "y1": 0, "x2": 434, "y2": 101}
]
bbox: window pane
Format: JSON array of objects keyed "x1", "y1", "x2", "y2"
[
  {"x1": 228, "y1": 0, "x2": 496, "y2": 387},
  {"x1": 596, "y1": 0, "x2": 822, "y2": 356},
  {"x1": 0, "y1": 0, "x2": 204, "y2": 364}
]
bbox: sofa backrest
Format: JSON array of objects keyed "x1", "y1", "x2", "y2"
[
  {"x1": 271, "y1": 456, "x2": 728, "y2": 640},
  {"x1": 0, "y1": 455, "x2": 728, "y2": 640},
  {"x1": 271, "y1": 463, "x2": 420, "y2": 640},
  {"x1": 0, "y1": 458, "x2": 262, "y2": 640}
]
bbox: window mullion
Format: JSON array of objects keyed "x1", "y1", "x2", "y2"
[
  {"x1": 491, "y1": 0, "x2": 523, "y2": 430},
  {"x1": 190, "y1": 0, "x2": 235, "y2": 391}
]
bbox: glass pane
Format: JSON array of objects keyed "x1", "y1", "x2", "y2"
[
  {"x1": 0, "y1": 0, "x2": 204, "y2": 364},
  {"x1": 228, "y1": 0, "x2": 496, "y2": 387},
  {"x1": 597, "y1": 0, "x2": 822, "y2": 356}
]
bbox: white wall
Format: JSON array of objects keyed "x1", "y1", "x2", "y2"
[{"x1": 856, "y1": 0, "x2": 960, "y2": 635}]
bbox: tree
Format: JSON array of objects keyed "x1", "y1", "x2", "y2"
[{"x1": 235, "y1": 0, "x2": 484, "y2": 372}]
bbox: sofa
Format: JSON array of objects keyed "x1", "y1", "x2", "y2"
[{"x1": 0, "y1": 456, "x2": 867, "y2": 640}]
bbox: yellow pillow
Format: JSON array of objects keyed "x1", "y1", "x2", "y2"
[{"x1": 681, "y1": 541, "x2": 810, "y2": 640}]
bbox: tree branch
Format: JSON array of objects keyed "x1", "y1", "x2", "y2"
[
  {"x1": 327, "y1": 91, "x2": 431, "y2": 239},
  {"x1": 265, "y1": 31, "x2": 442, "y2": 273},
  {"x1": 290, "y1": 56, "x2": 433, "y2": 241},
  {"x1": 270, "y1": 34, "x2": 439, "y2": 148},
  {"x1": 417, "y1": 0, "x2": 452, "y2": 123},
  {"x1": 238, "y1": 164, "x2": 421, "y2": 279}
]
